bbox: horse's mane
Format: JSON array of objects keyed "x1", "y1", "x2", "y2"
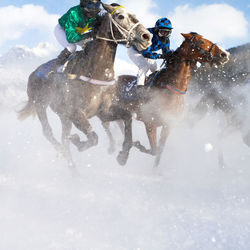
[{"x1": 170, "y1": 32, "x2": 200, "y2": 60}]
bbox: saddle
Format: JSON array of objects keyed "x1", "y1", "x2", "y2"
[{"x1": 118, "y1": 72, "x2": 161, "y2": 102}]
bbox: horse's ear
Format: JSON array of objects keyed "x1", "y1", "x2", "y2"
[
  {"x1": 102, "y1": 3, "x2": 117, "y2": 14},
  {"x1": 181, "y1": 33, "x2": 193, "y2": 40}
]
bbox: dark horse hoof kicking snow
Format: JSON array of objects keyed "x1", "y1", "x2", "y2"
[{"x1": 117, "y1": 151, "x2": 129, "y2": 166}]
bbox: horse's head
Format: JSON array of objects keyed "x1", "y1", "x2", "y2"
[
  {"x1": 181, "y1": 33, "x2": 230, "y2": 65},
  {"x1": 102, "y1": 3, "x2": 152, "y2": 51}
]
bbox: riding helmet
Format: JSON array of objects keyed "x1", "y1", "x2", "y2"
[
  {"x1": 80, "y1": 0, "x2": 101, "y2": 14},
  {"x1": 155, "y1": 18, "x2": 173, "y2": 30}
]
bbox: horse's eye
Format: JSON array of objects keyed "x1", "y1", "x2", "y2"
[{"x1": 118, "y1": 15, "x2": 124, "y2": 20}]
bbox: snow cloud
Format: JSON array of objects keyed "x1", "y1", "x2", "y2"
[
  {"x1": 0, "y1": 4, "x2": 59, "y2": 47},
  {"x1": 168, "y1": 4, "x2": 249, "y2": 48}
]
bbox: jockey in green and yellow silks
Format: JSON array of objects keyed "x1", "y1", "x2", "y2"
[{"x1": 54, "y1": 0, "x2": 101, "y2": 66}]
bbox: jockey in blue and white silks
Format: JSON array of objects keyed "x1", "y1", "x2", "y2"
[{"x1": 128, "y1": 17, "x2": 173, "y2": 85}]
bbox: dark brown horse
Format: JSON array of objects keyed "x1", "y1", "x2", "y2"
[
  {"x1": 18, "y1": 3, "x2": 152, "y2": 170},
  {"x1": 115, "y1": 32, "x2": 230, "y2": 167}
]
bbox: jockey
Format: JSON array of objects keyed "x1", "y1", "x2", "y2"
[
  {"x1": 128, "y1": 17, "x2": 173, "y2": 85},
  {"x1": 54, "y1": 0, "x2": 101, "y2": 66}
]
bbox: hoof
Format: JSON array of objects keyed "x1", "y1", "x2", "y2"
[
  {"x1": 56, "y1": 146, "x2": 67, "y2": 158},
  {"x1": 69, "y1": 134, "x2": 81, "y2": 145},
  {"x1": 117, "y1": 151, "x2": 129, "y2": 166},
  {"x1": 69, "y1": 134, "x2": 87, "y2": 152},
  {"x1": 133, "y1": 141, "x2": 141, "y2": 147}
]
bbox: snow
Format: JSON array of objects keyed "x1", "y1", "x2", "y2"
[
  {"x1": 1, "y1": 110, "x2": 250, "y2": 250},
  {"x1": 0, "y1": 49, "x2": 250, "y2": 250},
  {"x1": 204, "y1": 143, "x2": 214, "y2": 152}
]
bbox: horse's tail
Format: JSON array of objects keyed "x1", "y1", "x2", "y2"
[{"x1": 17, "y1": 100, "x2": 36, "y2": 121}]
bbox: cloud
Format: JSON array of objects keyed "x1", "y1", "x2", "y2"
[
  {"x1": 30, "y1": 42, "x2": 57, "y2": 57},
  {"x1": 168, "y1": 4, "x2": 248, "y2": 48},
  {"x1": 106, "y1": 0, "x2": 159, "y2": 27},
  {"x1": 0, "y1": 4, "x2": 59, "y2": 47}
]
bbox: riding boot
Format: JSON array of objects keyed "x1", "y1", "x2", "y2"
[{"x1": 56, "y1": 48, "x2": 71, "y2": 66}]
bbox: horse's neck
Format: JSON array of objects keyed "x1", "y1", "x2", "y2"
[
  {"x1": 166, "y1": 43, "x2": 197, "y2": 92},
  {"x1": 79, "y1": 15, "x2": 117, "y2": 81}
]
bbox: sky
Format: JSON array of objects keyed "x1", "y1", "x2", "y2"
[{"x1": 0, "y1": 0, "x2": 249, "y2": 57}]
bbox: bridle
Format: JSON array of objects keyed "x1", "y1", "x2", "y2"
[
  {"x1": 157, "y1": 35, "x2": 217, "y2": 95},
  {"x1": 190, "y1": 35, "x2": 216, "y2": 61},
  {"x1": 96, "y1": 6, "x2": 141, "y2": 48}
]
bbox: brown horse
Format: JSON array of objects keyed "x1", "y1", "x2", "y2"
[
  {"x1": 18, "y1": 3, "x2": 152, "y2": 170},
  {"x1": 115, "y1": 32, "x2": 230, "y2": 167}
]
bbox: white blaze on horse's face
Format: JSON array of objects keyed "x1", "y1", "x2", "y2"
[{"x1": 103, "y1": 4, "x2": 152, "y2": 51}]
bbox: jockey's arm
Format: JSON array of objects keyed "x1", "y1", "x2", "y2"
[
  {"x1": 142, "y1": 46, "x2": 162, "y2": 59},
  {"x1": 64, "y1": 16, "x2": 84, "y2": 43}
]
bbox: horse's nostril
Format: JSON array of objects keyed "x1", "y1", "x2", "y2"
[
  {"x1": 142, "y1": 34, "x2": 150, "y2": 40},
  {"x1": 221, "y1": 52, "x2": 227, "y2": 58}
]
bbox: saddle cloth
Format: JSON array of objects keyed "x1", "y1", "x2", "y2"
[{"x1": 36, "y1": 59, "x2": 57, "y2": 79}]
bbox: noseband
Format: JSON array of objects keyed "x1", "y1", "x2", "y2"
[
  {"x1": 190, "y1": 36, "x2": 216, "y2": 61},
  {"x1": 96, "y1": 7, "x2": 141, "y2": 47}
]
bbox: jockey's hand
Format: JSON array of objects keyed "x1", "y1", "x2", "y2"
[
  {"x1": 163, "y1": 51, "x2": 174, "y2": 61},
  {"x1": 76, "y1": 25, "x2": 92, "y2": 35},
  {"x1": 76, "y1": 27, "x2": 85, "y2": 34}
]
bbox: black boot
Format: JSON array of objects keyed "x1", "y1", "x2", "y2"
[{"x1": 56, "y1": 48, "x2": 71, "y2": 66}]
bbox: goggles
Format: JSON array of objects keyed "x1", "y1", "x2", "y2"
[
  {"x1": 86, "y1": 1, "x2": 100, "y2": 11},
  {"x1": 158, "y1": 29, "x2": 172, "y2": 37}
]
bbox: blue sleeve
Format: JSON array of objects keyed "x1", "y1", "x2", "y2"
[{"x1": 142, "y1": 46, "x2": 162, "y2": 59}]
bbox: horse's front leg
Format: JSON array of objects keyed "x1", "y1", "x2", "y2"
[
  {"x1": 101, "y1": 121, "x2": 116, "y2": 154},
  {"x1": 117, "y1": 111, "x2": 132, "y2": 166},
  {"x1": 102, "y1": 106, "x2": 132, "y2": 166},
  {"x1": 69, "y1": 111, "x2": 98, "y2": 152},
  {"x1": 154, "y1": 126, "x2": 170, "y2": 167},
  {"x1": 133, "y1": 123, "x2": 157, "y2": 155}
]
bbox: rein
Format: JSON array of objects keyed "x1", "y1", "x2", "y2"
[
  {"x1": 76, "y1": 8, "x2": 141, "y2": 86},
  {"x1": 190, "y1": 36, "x2": 216, "y2": 61},
  {"x1": 96, "y1": 7, "x2": 141, "y2": 48}
]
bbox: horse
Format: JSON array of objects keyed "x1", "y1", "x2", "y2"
[
  {"x1": 187, "y1": 44, "x2": 250, "y2": 167},
  {"x1": 189, "y1": 85, "x2": 250, "y2": 167},
  {"x1": 114, "y1": 32, "x2": 230, "y2": 167},
  {"x1": 18, "y1": 3, "x2": 152, "y2": 171}
]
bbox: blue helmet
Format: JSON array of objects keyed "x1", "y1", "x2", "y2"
[{"x1": 155, "y1": 18, "x2": 173, "y2": 30}]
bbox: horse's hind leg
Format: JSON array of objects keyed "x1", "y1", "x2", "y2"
[
  {"x1": 70, "y1": 111, "x2": 98, "y2": 152},
  {"x1": 35, "y1": 105, "x2": 63, "y2": 152},
  {"x1": 59, "y1": 116, "x2": 78, "y2": 173}
]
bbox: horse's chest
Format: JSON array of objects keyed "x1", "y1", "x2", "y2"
[{"x1": 140, "y1": 94, "x2": 184, "y2": 125}]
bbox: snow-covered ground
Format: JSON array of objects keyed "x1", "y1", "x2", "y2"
[{"x1": 0, "y1": 54, "x2": 250, "y2": 250}]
